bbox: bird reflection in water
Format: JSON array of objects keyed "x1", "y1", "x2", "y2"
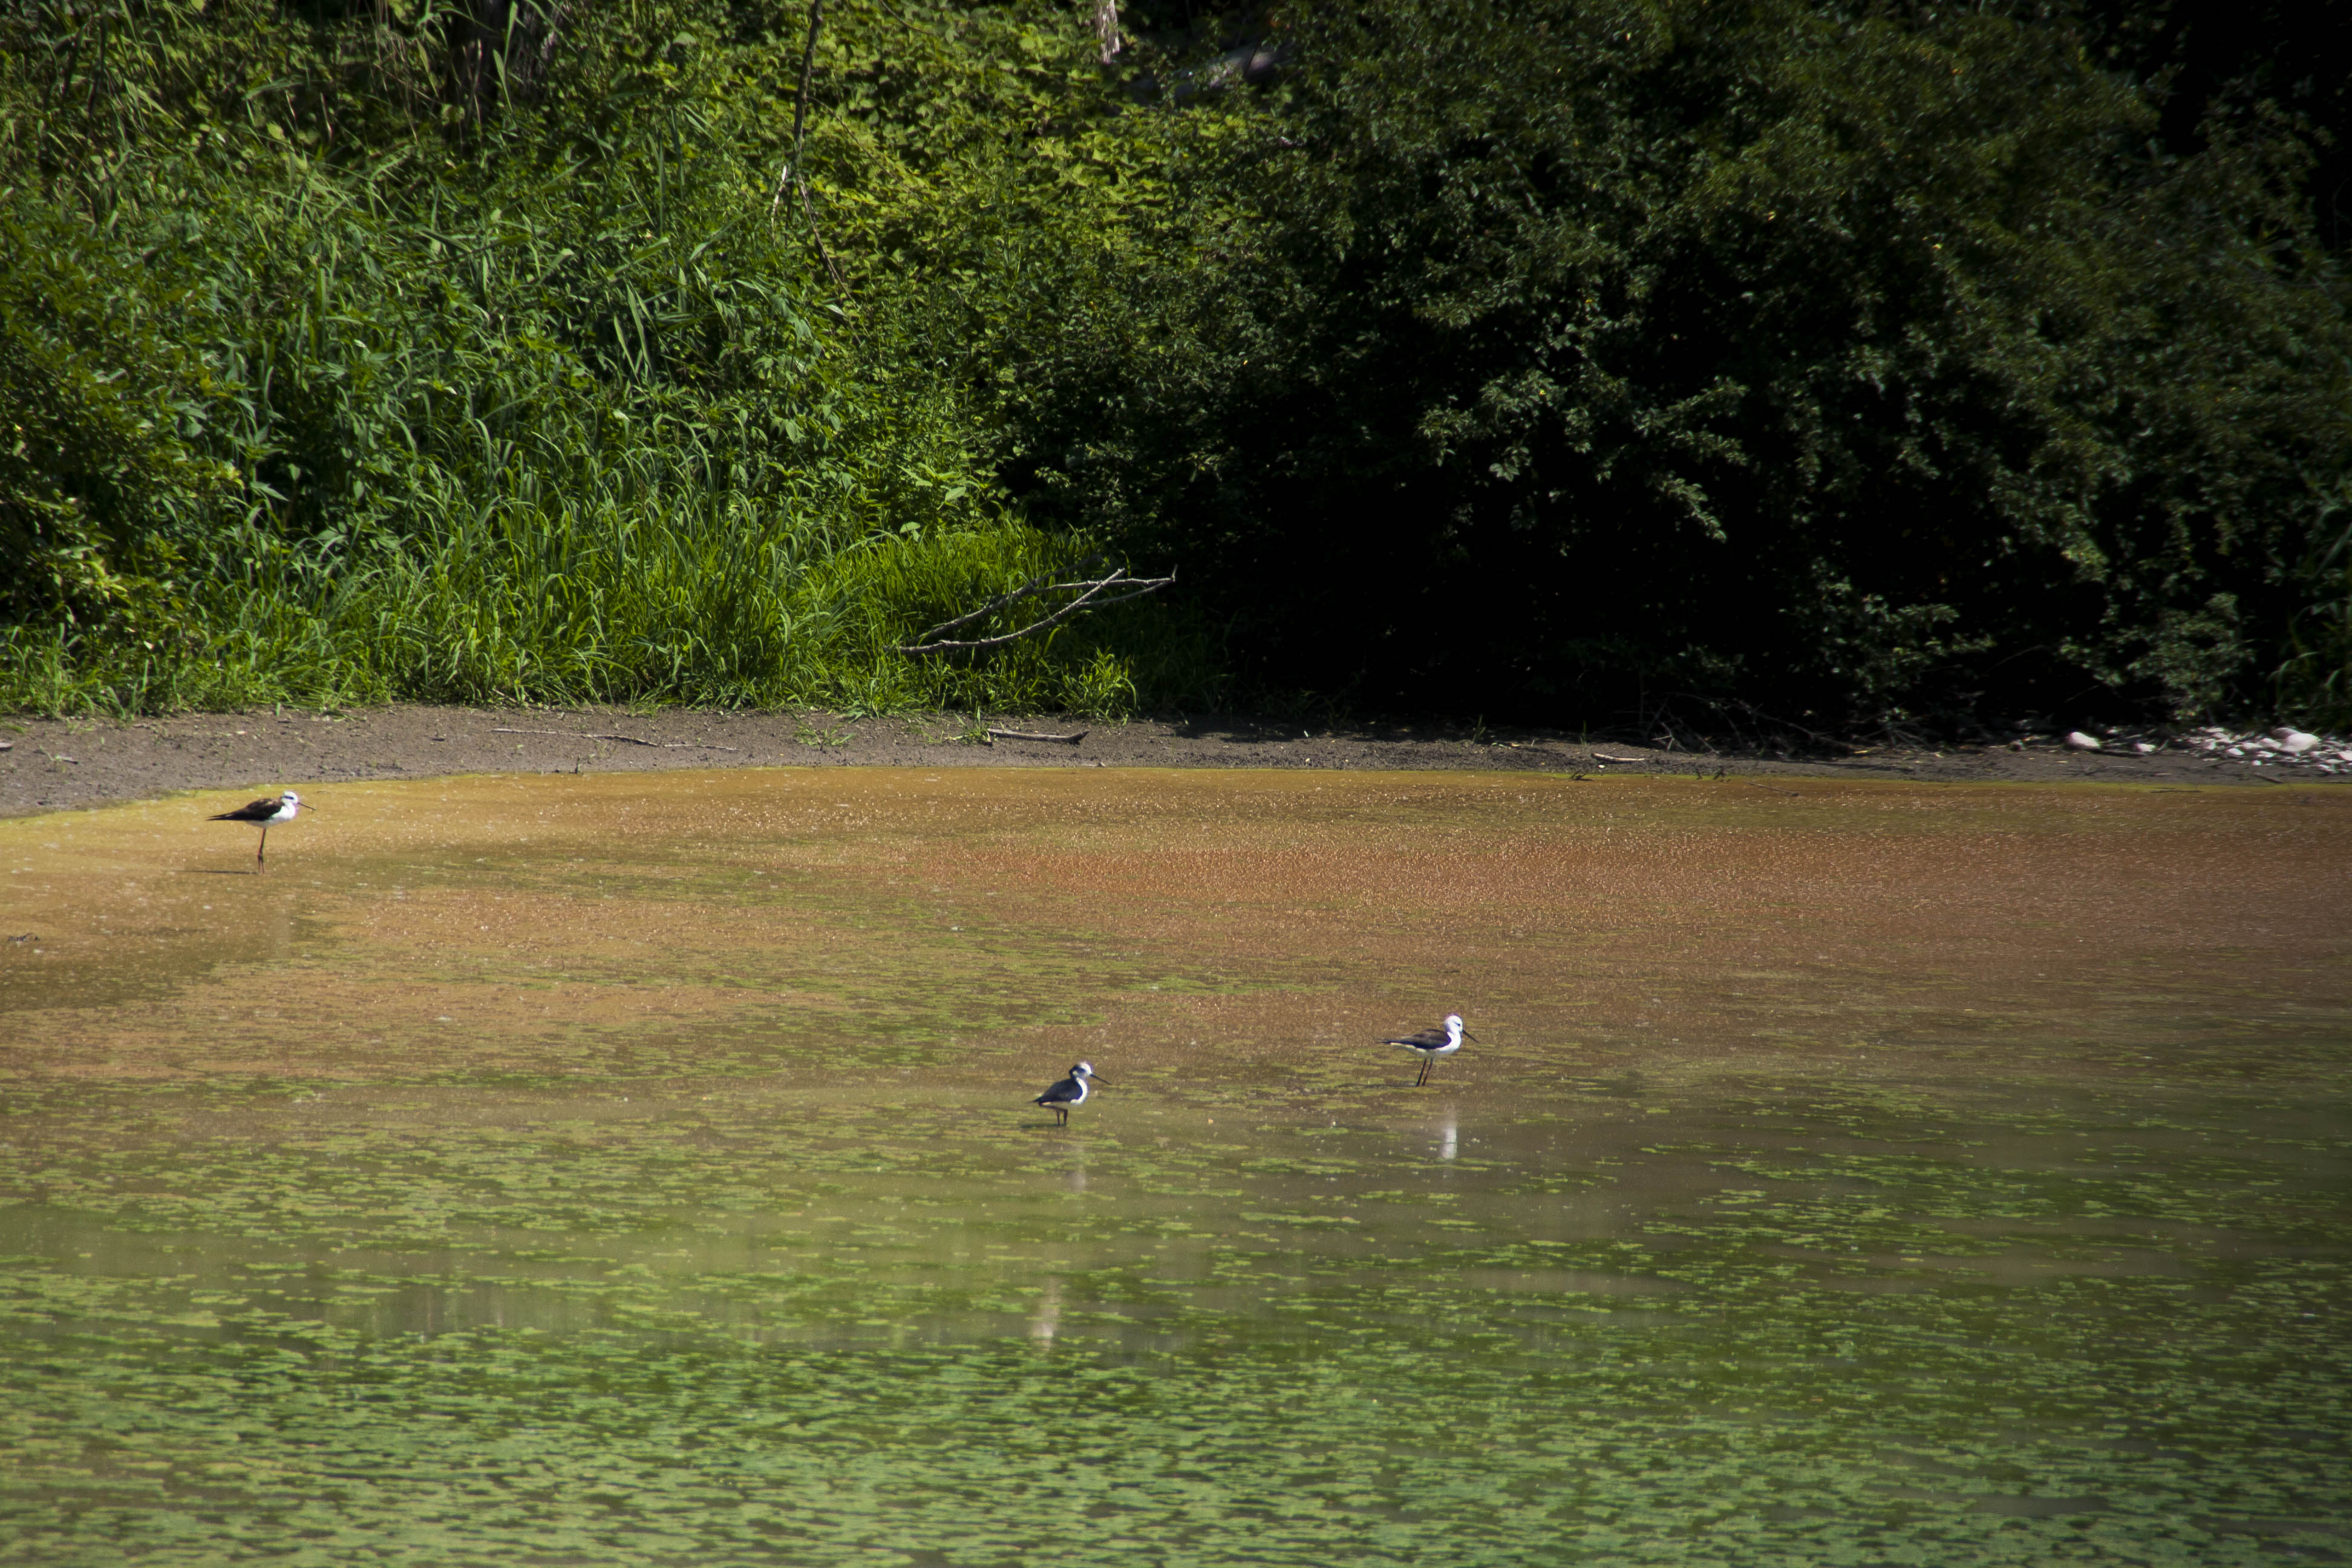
[{"x1": 1030, "y1": 1278, "x2": 1062, "y2": 1349}]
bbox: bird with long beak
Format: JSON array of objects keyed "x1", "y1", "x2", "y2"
[
  {"x1": 207, "y1": 791, "x2": 310, "y2": 869},
  {"x1": 1382, "y1": 1013, "x2": 1478, "y2": 1086}
]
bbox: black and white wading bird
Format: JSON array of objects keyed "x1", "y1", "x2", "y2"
[
  {"x1": 1032, "y1": 1062, "x2": 1105, "y2": 1127},
  {"x1": 1383, "y1": 1014, "x2": 1478, "y2": 1087},
  {"x1": 207, "y1": 791, "x2": 309, "y2": 868}
]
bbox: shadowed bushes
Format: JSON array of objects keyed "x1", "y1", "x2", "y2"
[{"x1": 965, "y1": 0, "x2": 2352, "y2": 732}]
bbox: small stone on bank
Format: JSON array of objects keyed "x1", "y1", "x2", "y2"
[{"x1": 2065, "y1": 731, "x2": 2102, "y2": 751}]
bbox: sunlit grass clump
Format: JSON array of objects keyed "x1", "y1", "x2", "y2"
[{"x1": 1, "y1": 501, "x2": 1215, "y2": 720}]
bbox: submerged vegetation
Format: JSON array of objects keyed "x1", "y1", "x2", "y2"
[{"x1": 1, "y1": 0, "x2": 2347, "y2": 730}]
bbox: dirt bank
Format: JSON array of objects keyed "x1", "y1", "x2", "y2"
[{"x1": 5, "y1": 704, "x2": 2343, "y2": 818}]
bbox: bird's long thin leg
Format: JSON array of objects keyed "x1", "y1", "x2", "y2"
[
  {"x1": 256, "y1": 827, "x2": 269, "y2": 867},
  {"x1": 1415, "y1": 1058, "x2": 1430, "y2": 1088}
]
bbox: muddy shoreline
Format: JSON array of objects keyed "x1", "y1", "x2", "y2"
[{"x1": 3, "y1": 703, "x2": 2343, "y2": 818}]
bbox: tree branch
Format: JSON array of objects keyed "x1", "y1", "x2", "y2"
[
  {"x1": 895, "y1": 562, "x2": 1177, "y2": 654},
  {"x1": 766, "y1": 0, "x2": 849, "y2": 298},
  {"x1": 771, "y1": 0, "x2": 824, "y2": 218},
  {"x1": 907, "y1": 552, "x2": 1105, "y2": 642}
]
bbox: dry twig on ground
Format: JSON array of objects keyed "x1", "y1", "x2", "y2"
[
  {"x1": 984, "y1": 728, "x2": 1088, "y2": 745},
  {"x1": 490, "y1": 728, "x2": 740, "y2": 752}
]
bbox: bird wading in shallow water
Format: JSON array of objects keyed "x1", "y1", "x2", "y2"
[
  {"x1": 1033, "y1": 1062, "x2": 1105, "y2": 1126},
  {"x1": 208, "y1": 791, "x2": 310, "y2": 869},
  {"x1": 1383, "y1": 1014, "x2": 1478, "y2": 1086}
]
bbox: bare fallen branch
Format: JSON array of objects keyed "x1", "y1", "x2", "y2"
[
  {"x1": 897, "y1": 558, "x2": 1176, "y2": 655},
  {"x1": 987, "y1": 728, "x2": 1089, "y2": 745},
  {"x1": 491, "y1": 728, "x2": 740, "y2": 752},
  {"x1": 910, "y1": 552, "x2": 1105, "y2": 642},
  {"x1": 1592, "y1": 753, "x2": 1647, "y2": 763}
]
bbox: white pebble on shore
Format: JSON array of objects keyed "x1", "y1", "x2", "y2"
[
  {"x1": 2272, "y1": 728, "x2": 2320, "y2": 754},
  {"x1": 2065, "y1": 731, "x2": 2102, "y2": 751}
]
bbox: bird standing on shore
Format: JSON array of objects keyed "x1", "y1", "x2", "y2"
[
  {"x1": 1383, "y1": 1013, "x2": 1477, "y2": 1086},
  {"x1": 208, "y1": 791, "x2": 309, "y2": 869},
  {"x1": 1033, "y1": 1062, "x2": 1105, "y2": 1127}
]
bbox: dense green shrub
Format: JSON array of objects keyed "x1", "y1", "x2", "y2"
[
  {"x1": 956, "y1": 0, "x2": 2352, "y2": 730},
  {"x1": 0, "y1": 196, "x2": 235, "y2": 657}
]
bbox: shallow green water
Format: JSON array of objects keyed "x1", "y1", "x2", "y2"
[{"x1": 2, "y1": 773, "x2": 2348, "y2": 1565}]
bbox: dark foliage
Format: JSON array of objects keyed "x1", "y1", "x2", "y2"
[
  {"x1": 964, "y1": 0, "x2": 2351, "y2": 731},
  {"x1": 2071, "y1": 0, "x2": 2352, "y2": 252}
]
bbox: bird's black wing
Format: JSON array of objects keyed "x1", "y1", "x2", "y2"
[
  {"x1": 1383, "y1": 1028, "x2": 1447, "y2": 1049},
  {"x1": 210, "y1": 797, "x2": 280, "y2": 822}
]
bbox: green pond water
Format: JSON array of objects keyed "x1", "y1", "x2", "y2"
[{"x1": 1, "y1": 771, "x2": 2347, "y2": 1566}]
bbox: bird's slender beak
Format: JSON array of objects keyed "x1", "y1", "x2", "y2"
[
  {"x1": 1090, "y1": 1073, "x2": 1109, "y2": 1085},
  {"x1": 1463, "y1": 1031, "x2": 1481, "y2": 1044}
]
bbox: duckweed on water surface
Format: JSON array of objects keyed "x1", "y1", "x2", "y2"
[{"x1": 1, "y1": 773, "x2": 2348, "y2": 1564}]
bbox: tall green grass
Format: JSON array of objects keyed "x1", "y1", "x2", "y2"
[
  {"x1": 1, "y1": 500, "x2": 1222, "y2": 718},
  {"x1": 2276, "y1": 500, "x2": 2352, "y2": 732},
  {"x1": 0, "y1": 0, "x2": 1220, "y2": 720}
]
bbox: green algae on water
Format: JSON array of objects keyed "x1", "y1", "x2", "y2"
[{"x1": 1, "y1": 773, "x2": 2348, "y2": 1565}]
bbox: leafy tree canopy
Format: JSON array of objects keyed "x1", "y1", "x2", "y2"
[{"x1": 958, "y1": 0, "x2": 2351, "y2": 728}]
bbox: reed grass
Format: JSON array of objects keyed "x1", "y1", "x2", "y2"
[
  {"x1": 0, "y1": 2, "x2": 1221, "y2": 722},
  {"x1": 1, "y1": 508, "x2": 1221, "y2": 719}
]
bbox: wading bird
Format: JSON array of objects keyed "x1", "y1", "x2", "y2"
[
  {"x1": 208, "y1": 791, "x2": 309, "y2": 869},
  {"x1": 1383, "y1": 1013, "x2": 1477, "y2": 1087},
  {"x1": 1033, "y1": 1062, "x2": 1105, "y2": 1127}
]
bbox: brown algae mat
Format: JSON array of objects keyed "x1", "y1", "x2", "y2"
[{"x1": 4, "y1": 768, "x2": 2345, "y2": 1094}]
